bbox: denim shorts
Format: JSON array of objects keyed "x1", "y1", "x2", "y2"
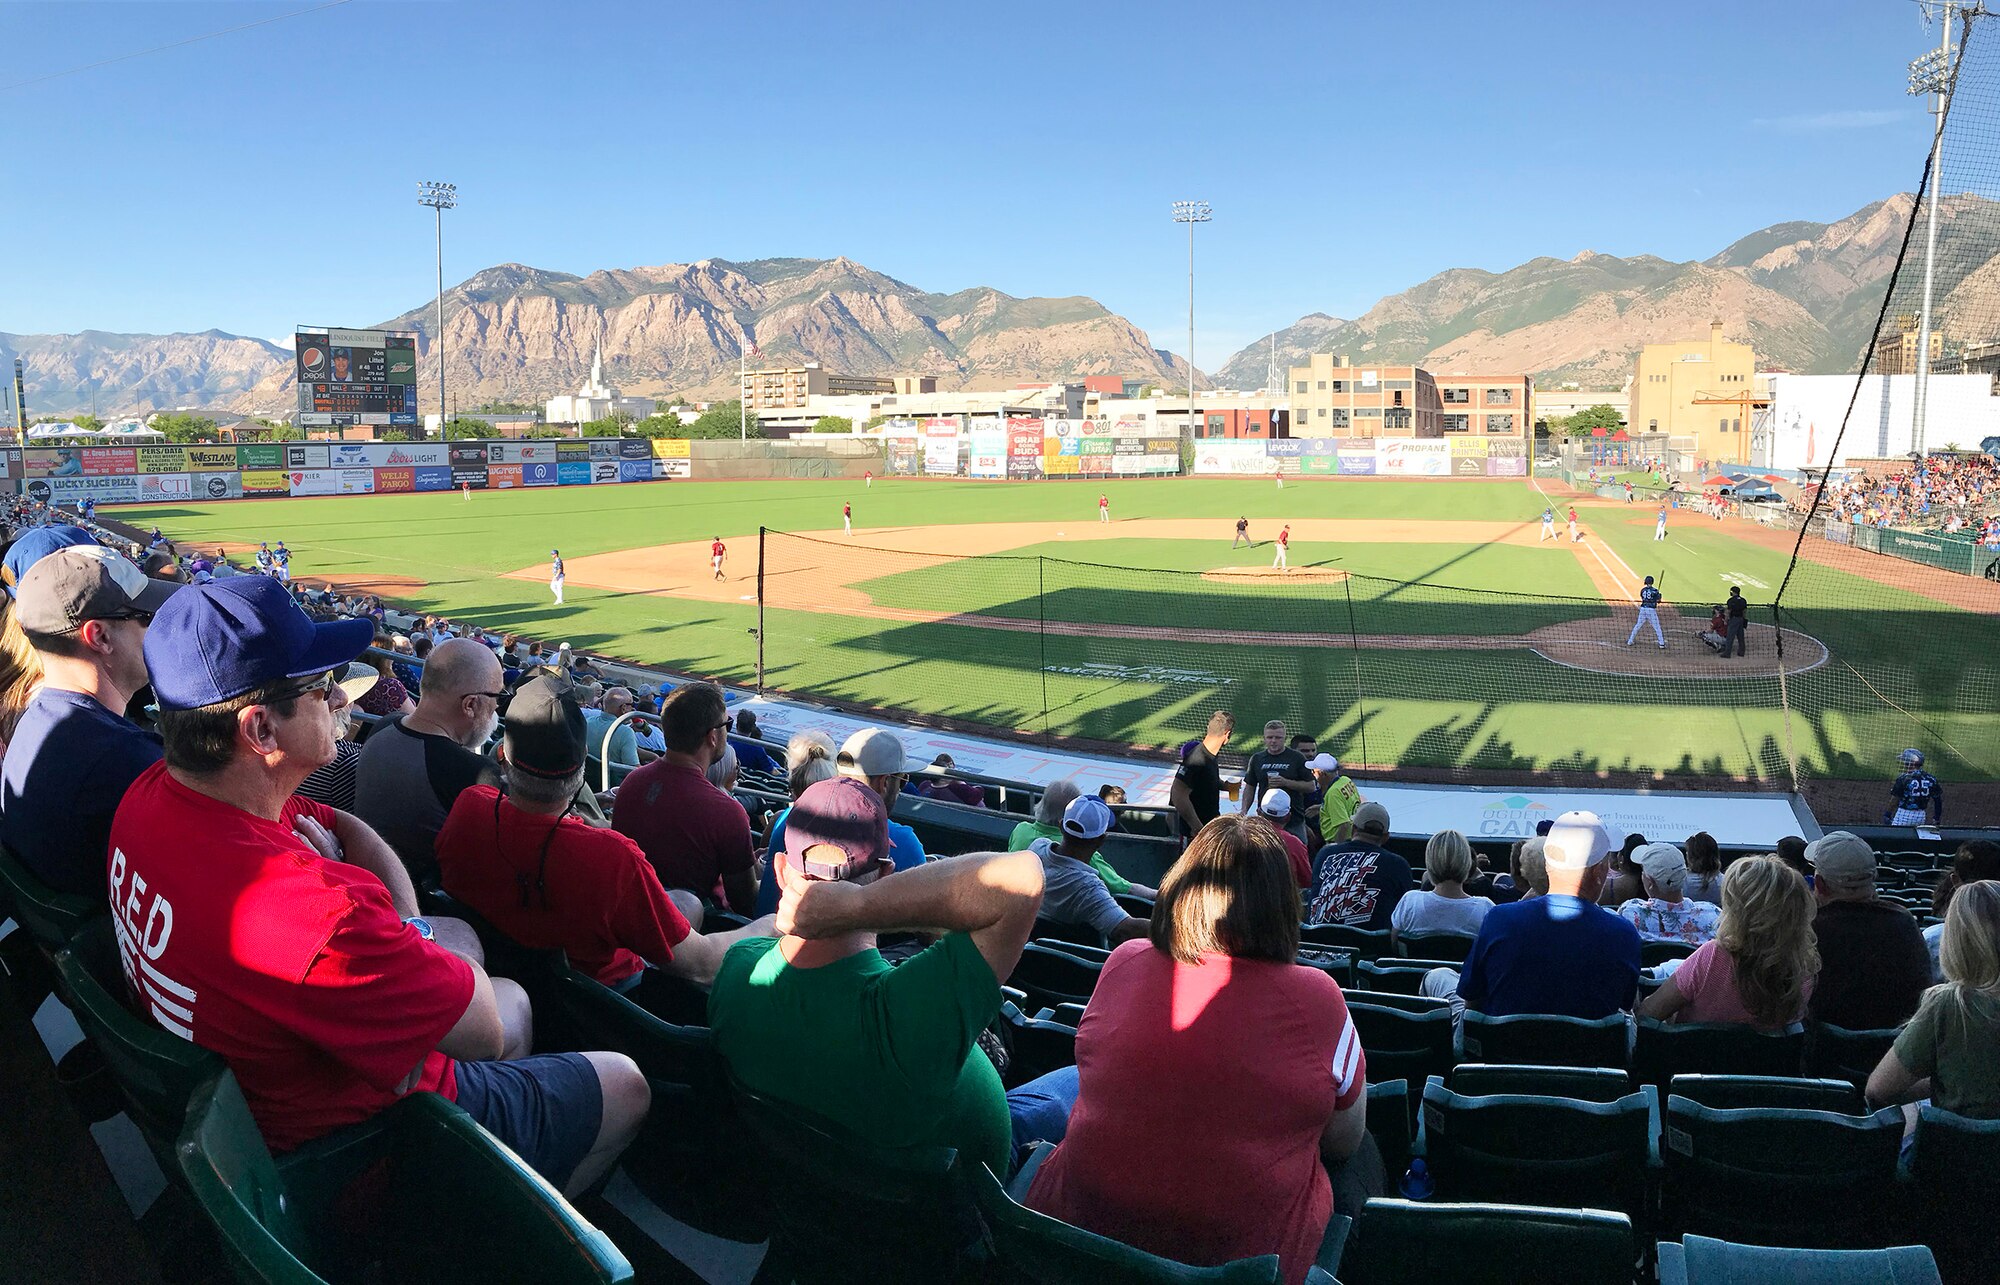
[{"x1": 452, "y1": 1052, "x2": 603, "y2": 1191}]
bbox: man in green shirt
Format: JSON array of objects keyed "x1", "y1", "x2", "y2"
[
  {"x1": 708, "y1": 777, "x2": 1064, "y2": 1177},
  {"x1": 1308, "y1": 752, "x2": 1364, "y2": 847}
]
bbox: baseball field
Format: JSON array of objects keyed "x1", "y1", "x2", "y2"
[{"x1": 116, "y1": 476, "x2": 2000, "y2": 792}]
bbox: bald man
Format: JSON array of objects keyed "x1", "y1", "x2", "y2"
[
  {"x1": 583, "y1": 685, "x2": 658, "y2": 785},
  {"x1": 354, "y1": 637, "x2": 506, "y2": 885}
]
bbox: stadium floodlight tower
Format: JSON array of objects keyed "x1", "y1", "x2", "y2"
[
  {"x1": 1172, "y1": 200, "x2": 1212, "y2": 442},
  {"x1": 1906, "y1": 6, "x2": 1966, "y2": 456},
  {"x1": 417, "y1": 180, "x2": 457, "y2": 435}
]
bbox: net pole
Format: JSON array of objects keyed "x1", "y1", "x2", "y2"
[
  {"x1": 1341, "y1": 572, "x2": 1368, "y2": 769},
  {"x1": 756, "y1": 526, "x2": 766, "y2": 694},
  {"x1": 1038, "y1": 555, "x2": 1049, "y2": 744},
  {"x1": 1772, "y1": 602, "x2": 1799, "y2": 792}
]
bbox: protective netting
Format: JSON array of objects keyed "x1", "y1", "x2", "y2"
[{"x1": 1772, "y1": 6, "x2": 2000, "y2": 823}]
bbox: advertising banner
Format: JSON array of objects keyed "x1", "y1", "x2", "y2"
[
  {"x1": 241, "y1": 469, "x2": 289, "y2": 494},
  {"x1": 649, "y1": 438, "x2": 691, "y2": 459},
  {"x1": 136, "y1": 446, "x2": 188, "y2": 473},
  {"x1": 1079, "y1": 436, "x2": 1114, "y2": 455},
  {"x1": 590, "y1": 461, "x2": 619, "y2": 484},
  {"x1": 81, "y1": 448, "x2": 136, "y2": 476},
  {"x1": 619, "y1": 460, "x2": 653, "y2": 482},
  {"x1": 1485, "y1": 455, "x2": 1527, "y2": 476},
  {"x1": 193, "y1": 472, "x2": 242, "y2": 500},
  {"x1": 331, "y1": 442, "x2": 449, "y2": 469},
  {"x1": 487, "y1": 464, "x2": 525, "y2": 489},
  {"x1": 658, "y1": 456, "x2": 691, "y2": 479},
  {"x1": 137, "y1": 473, "x2": 194, "y2": 502},
  {"x1": 1300, "y1": 437, "x2": 1339, "y2": 456},
  {"x1": 415, "y1": 465, "x2": 454, "y2": 492},
  {"x1": 449, "y1": 465, "x2": 488, "y2": 489},
  {"x1": 1449, "y1": 436, "x2": 1490, "y2": 456},
  {"x1": 967, "y1": 428, "x2": 1007, "y2": 479},
  {"x1": 1006, "y1": 416, "x2": 1044, "y2": 479},
  {"x1": 30, "y1": 475, "x2": 141, "y2": 504},
  {"x1": 584, "y1": 440, "x2": 617, "y2": 461},
  {"x1": 1046, "y1": 434, "x2": 1081, "y2": 458},
  {"x1": 237, "y1": 444, "x2": 285, "y2": 470},
  {"x1": 0, "y1": 449, "x2": 17, "y2": 480},
  {"x1": 328, "y1": 443, "x2": 371, "y2": 468},
  {"x1": 1043, "y1": 454, "x2": 1081, "y2": 476},
  {"x1": 1112, "y1": 435, "x2": 1144, "y2": 456},
  {"x1": 286, "y1": 469, "x2": 340, "y2": 497},
  {"x1": 556, "y1": 441, "x2": 591, "y2": 460},
  {"x1": 921, "y1": 418, "x2": 960, "y2": 475},
  {"x1": 284, "y1": 443, "x2": 331, "y2": 471},
  {"x1": 1265, "y1": 438, "x2": 1306, "y2": 457},
  {"x1": 1378, "y1": 439, "x2": 1451, "y2": 476},
  {"x1": 1450, "y1": 437, "x2": 1489, "y2": 476},
  {"x1": 1300, "y1": 454, "x2": 1338, "y2": 475},
  {"x1": 523, "y1": 461, "x2": 559, "y2": 487},
  {"x1": 186, "y1": 445, "x2": 238, "y2": 471},
  {"x1": 886, "y1": 433, "x2": 921, "y2": 477},
  {"x1": 618, "y1": 438, "x2": 652, "y2": 460},
  {"x1": 25, "y1": 448, "x2": 85, "y2": 478},
  {"x1": 374, "y1": 467, "x2": 415, "y2": 494},
  {"x1": 449, "y1": 443, "x2": 490, "y2": 467},
  {"x1": 1336, "y1": 438, "x2": 1377, "y2": 475},
  {"x1": 1145, "y1": 437, "x2": 1179, "y2": 455},
  {"x1": 1192, "y1": 441, "x2": 1272, "y2": 475},
  {"x1": 557, "y1": 461, "x2": 592, "y2": 486}
]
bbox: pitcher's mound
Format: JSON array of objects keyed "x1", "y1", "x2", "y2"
[{"x1": 1201, "y1": 566, "x2": 1351, "y2": 585}]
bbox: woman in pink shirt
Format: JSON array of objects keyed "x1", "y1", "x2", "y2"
[
  {"x1": 1025, "y1": 816, "x2": 1369, "y2": 1284},
  {"x1": 1639, "y1": 855, "x2": 1818, "y2": 1032}
]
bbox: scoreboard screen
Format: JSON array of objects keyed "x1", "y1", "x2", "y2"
[{"x1": 295, "y1": 328, "x2": 419, "y2": 426}]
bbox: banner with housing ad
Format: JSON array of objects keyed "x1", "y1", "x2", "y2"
[
  {"x1": 968, "y1": 428, "x2": 1007, "y2": 479},
  {"x1": 922, "y1": 417, "x2": 961, "y2": 475}
]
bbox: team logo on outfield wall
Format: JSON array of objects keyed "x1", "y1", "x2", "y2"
[
  {"x1": 1476, "y1": 795, "x2": 1551, "y2": 837},
  {"x1": 1041, "y1": 661, "x2": 1233, "y2": 686}
]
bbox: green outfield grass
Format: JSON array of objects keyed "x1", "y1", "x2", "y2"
[{"x1": 116, "y1": 476, "x2": 1996, "y2": 783}]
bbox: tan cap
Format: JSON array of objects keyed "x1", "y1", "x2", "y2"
[
  {"x1": 1351, "y1": 801, "x2": 1391, "y2": 835},
  {"x1": 1806, "y1": 831, "x2": 1877, "y2": 896},
  {"x1": 14, "y1": 545, "x2": 180, "y2": 637},
  {"x1": 1545, "y1": 810, "x2": 1613, "y2": 870},
  {"x1": 839, "y1": 727, "x2": 909, "y2": 779},
  {"x1": 1631, "y1": 842, "x2": 1688, "y2": 893}
]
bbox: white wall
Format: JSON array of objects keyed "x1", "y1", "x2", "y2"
[{"x1": 1766, "y1": 373, "x2": 2000, "y2": 468}]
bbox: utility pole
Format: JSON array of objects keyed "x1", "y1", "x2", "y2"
[
  {"x1": 1171, "y1": 200, "x2": 1212, "y2": 440},
  {"x1": 1906, "y1": 4, "x2": 1971, "y2": 457},
  {"x1": 417, "y1": 181, "x2": 457, "y2": 436}
]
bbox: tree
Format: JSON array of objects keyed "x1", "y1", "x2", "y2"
[
  {"x1": 443, "y1": 417, "x2": 493, "y2": 439},
  {"x1": 686, "y1": 400, "x2": 761, "y2": 440},
  {"x1": 150, "y1": 412, "x2": 219, "y2": 444},
  {"x1": 634, "y1": 413, "x2": 687, "y2": 439},
  {"x1": 474, "y1": 400, "x2": 540, "y2": 415},
  {"x1": 580, "y1": 413, "x2": 631, "y2": 436},
  {"x1": 71, "y1": 414, "x2": 104, "y2": 434},
  {"x1": 1561, "y1": 404, "x2": 1625, "y2": 435},
  {"x1": 862, "y1": 413, "x2": 892, "y2": 432},
  {"x1": 380, "y1": 429, "x2": 419, "y2": 442},
  {"x1": 811, "y1": 415, "x2": 854, "y2": 435}
]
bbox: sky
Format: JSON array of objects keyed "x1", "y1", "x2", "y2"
[{"x1": 0, "y1": 0, "x2": 1951, "y2": 366}]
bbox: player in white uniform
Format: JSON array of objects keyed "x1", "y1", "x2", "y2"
[
  {"x1": 1539, "y1": 507, "x2": 1555, "y2": 541},
  {"x1": 1655, "y1": 505, "x2": 1668, "y2": 541},
  {"x1": 1626, "y1": 575, "x2": 1666, "y2": 648},
  {"x1": 549, "y1": 549, "x2": 565, "y2": 605},
  {"x1": 272, "y1": 542, "x2": 292, "y2": 584}
]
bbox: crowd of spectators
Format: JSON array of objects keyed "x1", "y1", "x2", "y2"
[{"x1": 1821, "y1": 451, "x2": 2000, "y2": 538}]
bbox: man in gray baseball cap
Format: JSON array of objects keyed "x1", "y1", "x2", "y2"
[
  {"x1": 1807, "y1": 831, "x2": 1932, "y2": 1029},
  {"x1": 0, "y1": 546, "x2": 179, "y2": 895}
]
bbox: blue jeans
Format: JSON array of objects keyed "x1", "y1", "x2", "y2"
[{"x1": 1007, "y1": 1066, "x2": 1080, "y2": 1174}]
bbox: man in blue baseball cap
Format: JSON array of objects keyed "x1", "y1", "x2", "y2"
[
  {"x1": 106, "y1": 576, "x2": 649, "y2": 1194},
  {"x1": 2, "y1": 523, "x2": 96, "y2": 588}
]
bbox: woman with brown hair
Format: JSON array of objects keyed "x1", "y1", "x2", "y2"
[
  {"x1": 1638, "y1": 855, "x2": 1818, "y2": 1032},
  {"x1": 1682, "y1": 830, "x2": 1725, "y2": 903},
  {"x1": 1026, "y1": 815, "x2": 1371, "y2": 1284}
]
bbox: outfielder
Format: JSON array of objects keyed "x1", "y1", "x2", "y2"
[
  {"x1": 1539, "y1": 506, "x2": 1555, "y2": 541},
  {"x1": 1627, "y1": 575, "x2": 1666, "y2": 648},
  {"x1": 1098, "y1": 492, "x2": 1110, "y2": 523},
  {"x1": 711, "y1": 536, "x2": 726, "y2": 581},
  {"x1": 550, "y1": 548, "x2": 565, "y2": 605},
  {"x1": 1655, "y1": 505, "x2": 1668, "y2": 542},
  {"x1": 1273, "y1": 524, "x2": 1291, "y2": 570},
  {"x1": 843, "y1": 502, "x2": 853, "y2": 535},
  {"x1": 1887, "y1": 749, "x2": 1943, "y2": 826}
]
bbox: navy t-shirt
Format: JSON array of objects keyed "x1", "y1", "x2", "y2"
[
  {"x1": 0, "y1": 687, "x2": 164, "y2": 896},
  {"x1": 1457, "y1": 894, "x2": 1641, "y2": 1019}
]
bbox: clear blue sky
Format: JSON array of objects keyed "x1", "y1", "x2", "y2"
[{"x1": 3, "y1": 0, "x2": 1943, "y2": 365}]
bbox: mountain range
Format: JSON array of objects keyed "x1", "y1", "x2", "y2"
[{"x1": 4, "y1": 193, "x2": 1991, "y2": 418}]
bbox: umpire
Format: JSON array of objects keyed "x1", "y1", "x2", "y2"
[{"x1": 1722, "y1": 585, "x2": 1748, "y2": 658}]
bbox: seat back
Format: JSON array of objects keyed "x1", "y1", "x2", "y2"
[
  {"x1": 1662, "y1": 1236, "x2": 1941, "y2": 1285},
  {"x1": 1032, "y1": 917, "x2": 1107, "y2": 950},
  {"x1": 1667, "y1": 1074, "x2": 1862, "y2": 1115},
  {"x1": 1639, "y1": 939, "x2": 1699, "y2": 968},
  {"x1": 1633, "y1": 1018, "x2": 1803, "y2": 1091},
  {"x1": 1355, "y1": 959, "x2": 1438, "y2": 996},
  {"x1": 54, "y1": 918, "x2": 223, "y2": 1169},
  {"x1": 1365, "y1": 1081, "x2": 1414, "y2": 1178},
  {"x1": 1804, "y1": 1022, "x2": 1902, "y2": 1090},
  {"x1": 176, "y1": 1072, "x2": 323, "y2": 1283},
  {"x1": 1348, "y1": 1002, "x2": 1455, "y2": 1087},
  {"x1": 1418, "y1": 1079, "x2": 1657, "y2": 1221},
  {"x1": 1396, "y1": 932, "x2": 1475, "y2": 963},
  {"x1": 1344, "y1": 989, "x2": 1450, "y2": 1015},
  {"x1": 1009, "y1": 943, "x2": 1105, "y2": 1011},
  {"x1": 1909, "y1": 1106, "x2": 2000, "y2": 1284},
  {"x1": 1005, "y1": 1009, "x2": 1080, "y2": 1089},
  {"x1": 1661, "y1": 1097, "x2": 1903, "y2": 1248},
  {"x1": 732, "y1": 1080, "x2": 975, "y2": 1285},
  {"x1": 1345, "y1": 1199, "x2": 1634, "y2": 1285},
  {"x1": 0, "y1": 842, "x2": 101, "y2": 956},
  {"x1": 965, "y1": 1158, "x2": 1284, "y2": 1285},
  {"x1": 1460, "y1": 1011, "x2": 1629, "y2": 1070},
  {"x1": 1301, "y1": 922, "x2": 1391, "y2": 960},
  {"x1": 1295, "y1": 946, "x2": 1357, "y2": 990},
  {"x1": 1448, "y1": 1064, "x2": 1631, "y2": 1104}
]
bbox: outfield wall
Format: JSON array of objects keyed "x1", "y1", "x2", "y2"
[{"x1": 1191, "y1": 435, "x2": 1527, "y2": 477}]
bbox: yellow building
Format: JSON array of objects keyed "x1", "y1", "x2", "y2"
[{"x1": 1628, "y1": 322, "x2": 1757, "y2": 464}]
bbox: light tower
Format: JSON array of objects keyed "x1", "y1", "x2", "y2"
[
  {"x1": 1171, "y1": 200, "x2": 1212, "y2": 440},
  {"x1": 417, "y1": 180, "x2": 457, "y2": 433},
  {"x1": 1905, "y1": 3, "x2": 1973, "y2": 456}
]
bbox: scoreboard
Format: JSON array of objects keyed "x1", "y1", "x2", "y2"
[{"x1": 295, "y1": 328, "x2": 419, "y2": 426}]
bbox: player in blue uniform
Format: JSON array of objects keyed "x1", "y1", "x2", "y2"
[
  {"x1": 1887, "y1": 749, "x2": 1943, "y2": 826},
  {"x1": 1626, "y1": 575, "x2": 1666, "y2": 647}
]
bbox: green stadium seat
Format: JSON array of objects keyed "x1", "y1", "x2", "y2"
[
  {"x1": 1302, "y1": 923, "x2": 1391, "y2": 960},
  {"x1": 1010, "y1": 943, "x2": 1105, "y2": 1012},
  {"x1": 1447, "y1": 1064, "x2": 1632, "y2": 1103},
  {"x1": 1295, "y1": 946, "x2": 1357, "y2": 990},
  {"x1": 1365, "y1": 1080, "x2": 1414, "y2": 1178},
  {"x1": 967, "y1": 1152, "x2": 1290, "y2": 1285},
  {"x1": 1002, "y1": 1004, "x2": 1080, "y2": 1090},
  {"x1": 1633, "y1": 1019, "x2": 1805, "y2": 1091},
  {"x1": 1342, "y1": 1198, "x2": 1635, "y2": 1285},
  {"x1": 1395, "y1": 931, "x2": 1475, "y2": 963},
  {"x1": 1114, "y1": 893, "x2": 1156, "y2": 919},
  {"x1": 1347, "y1": 1001, "x2": 1455, "y2": 1092},
  {"x1": 1667, "y1": 1074, "x2": 1863, "y2": 1115},
  {"x1": 1344, "y1": 989, "x2": 1450, "y2": 1015},
  {"x1": 1460, "y1": 1011, "x2": 1630, "y2": 1070},
  {"x1": 1355, "y1": 959, "x2": 1441, "y2": 995},
  {"x1": 731, "y1": 1078, "x2": 977, "y2": 1285},
  {"x1": 177, "y1": 1070, "x2": 633, "y2": 1284},
  {"x1": 1034, "y1": 917, "x2": 1108, "y2": 950},
  {"x1": 1640, "y1": 939, "x2": 1700, "y2": 968},
  {"x1": 53, "y1": 919, "x2": 223, "y2": 1172},
  {"x1": 1660, "y1": 1096, "x2": 1903, "y2": 1248},
  {"x1": 1417, "y1": 1077, "x2": 1658, "y2": 1228},
  {"x1": 0, "y1": 841, "x2": 101, "y2": 973},
  {"x1": 1036, "y1": 940, "x2": 1114, "y2": 965},
  {"x1": 1656, "y1": 1235, "x2": 1941, "y2": 1285},
  {"x1": 1908, "y1": 1105, "x2": 2000, "y2": 1284}
]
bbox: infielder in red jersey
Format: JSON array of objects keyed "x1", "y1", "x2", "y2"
[{"x1": 711, "y1": 537, "x2": 726, "y2": 580}]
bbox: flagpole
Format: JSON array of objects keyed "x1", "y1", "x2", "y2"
[{"x1": 740, "y1": 339, "x2": 747, "y2": 442}]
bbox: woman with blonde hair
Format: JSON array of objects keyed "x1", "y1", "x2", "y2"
[
  {"x1": 1026, "y1": 816, "x2": 1372, "y2": 1285},
  {"x1": 1868, "y1": 879, "x2": 2000, "y2": 1120},
  {"x1": 784, "y1": 728, "x2": 837, "y2": 798},
  {"x1": 1390, "y1": 829, "x2": 1494, "y2": 943},
  {"x1": 1638, "y1": 855, "x2": 1818, "y2": 1031}
]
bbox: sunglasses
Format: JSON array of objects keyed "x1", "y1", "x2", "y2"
[{"x1": 267, "y1": 670, "x2": 338, "y2": 705}]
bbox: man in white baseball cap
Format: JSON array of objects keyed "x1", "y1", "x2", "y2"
[
  {"x1": 1456, "y1": 810, "x2": 1641, "y2": 1019},
  {"x1": 1028, "y1": 795, "x2": 1149, "y2": 944},
  {"x1": 1257, "y1": 788, "x2": 1314, "y2": 888},
  {"x1": 1304, "y1": 752, "x2": 1364, "y2": 847}
]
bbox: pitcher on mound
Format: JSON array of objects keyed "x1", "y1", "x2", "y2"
[{"x1": 1273, "y1": 524, "x2": 1291, "y2": 570}]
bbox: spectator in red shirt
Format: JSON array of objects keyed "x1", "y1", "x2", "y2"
[
  {"x1": 110, "y1": 576, "x2": 649, "y2": 1196},
  {"x1": 1026, "y1": 815, "x2": 1373, "y2": 1284},
  {"x1": 613, "y1": 681, "x2": 759, "y2": 912},
  {"x1": 1255, "y1": 788, "x2": 1313, "y2": 887},
  {"x1": 437, "y1": 675, "x2": 775, "y2": 992}
]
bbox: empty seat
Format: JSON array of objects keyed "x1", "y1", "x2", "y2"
[
  {"x1": 1633, "y1": 1018, "x2": 1804, "y2": 1091},
  {"x1": 1301, "y1": 923, "x2": 1391, "y2": 960},
  {"x1": 1640, "y1": 939, "x2": 1700, "y2": 967},
  {"x1": 1343, "y1": 990, "x2": 1449, "y2": 1015},
  {"x1": 1033, "y1": 917, "x2": 1108, "y2": 951},
  {"x1": 1395, "y1": 932, "x2": 1475, "y2": 963},
  {"x1": 1660, "y1": 1096, "x2": 1903, "y2": 1248},
  {"x1": 1447, "y1": 1064, "x2": 1632, "y2": 1104},
  {"x1": 1342, "y1": 1198, "x2": 1635, "y2": 1285},
  {"x1": 1908, "y1": 1105, "x2": 2000, "y2": 1284},
  {"x1": 1003, "y1": 1006, "x2": 1080, "y2": 1089},
  {"x1": 1460, "y1": 1011, "x2": 1630, "y2": 1070},
  {"x1": 1009, "y1": 943, "x2": 1106, "y2": 1012},
  {"x1": 1348, "y1": 1002, "x2": 1455, "y2": 1091},
  {"x1": 177, "y1": 1070, "x2": 633, "y2": 1284},
  {"x1": 1804, "y1": 1022, "x2": 1902, "y2": 1090},
  {"x1": 0, "y1": 842, "x2": 101, "y2": 1004},
  {"x1": 1114, "y1": 893, "x2": 1156, "y2": 919},
  {"x1": 1295, "y1": 946, "x2": 1357, "y2": 989},
  {"x1": 1667, "y1": 1074, "x2": 1862, "y2": 1115},
  {"x1": 1355, "y1": 959, "x2": 1440, "y2": 996},
  {"x1": 1656, "y1": 1235, "x2": 1941, "y2": 1285},
  {"x1": 1418, "y1": 1077, "x2": 1658, "y2": 1228},
  {"x1": 1365, "y1": 1080, "x2": 1413, "y2": 1178}
]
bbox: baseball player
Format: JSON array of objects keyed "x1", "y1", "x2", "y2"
[
  {"x1": 1627, "y1": 575, "x2": 1666, "y2": 648},
  {"x1": 843, "y1": 502, "x2": 853, "y2": 535},
  {"x1": 1886, "y1": 749, "x2": 1943, "y2": 826},
  {"x1": 463, "y1": 482, "x2": 472, "y2": 502},
  {"x1": 1655, "y1": 505, "x2": 1668, "y2": 542},
  {"x1": 273, "y1": 541, "x2": 292, "y2": 584},
  {"x1": 865, "y1": 469, "x2": 873, "y2": 489},
  {"x1": 711, "y1": 536, "x2": 726, "y2": 581},
  {"x1": 1274, "y1": 464, "x2": 1284, "y2": 489},
  {"x1": 1567, "y1": 506, "x2": 1580, "y2": 543},
  {"x1": 254, "y1": 542, "x2": 274, "y2": 576},
  {"x1": 550, "y1": 549, "x2": 565, "y2": 605},
  {"x1": 1098, "y1": 492, "x2": 1110, "y2": 523},
  {"x1": 1623, "y1": 481, "x2": 1634, "y2": 503},
  {"x1": 1273, "y1": 524, "x2": 1291, "y2": 570},
  {"x1": 1233, "y1": 516, "x2": 1250, "y2": 548},
  {"x1": 1539, "y1": 506, "x2": 1555, "y2": 542}
]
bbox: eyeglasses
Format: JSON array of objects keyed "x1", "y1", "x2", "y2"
[
  {"x1": 469, "y1": 690, "x2": 508, "y2": 702},
  {"x1": 100, "y1": 610, "x2": 155, "y2": 627},
  {"x1": 267, "y1": 671, "x2": 337, "y2": 705}
]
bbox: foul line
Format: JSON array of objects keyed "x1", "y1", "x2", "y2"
[{"x1": 1534, "y1": 476, "x2": 1638, "y2": 603}]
